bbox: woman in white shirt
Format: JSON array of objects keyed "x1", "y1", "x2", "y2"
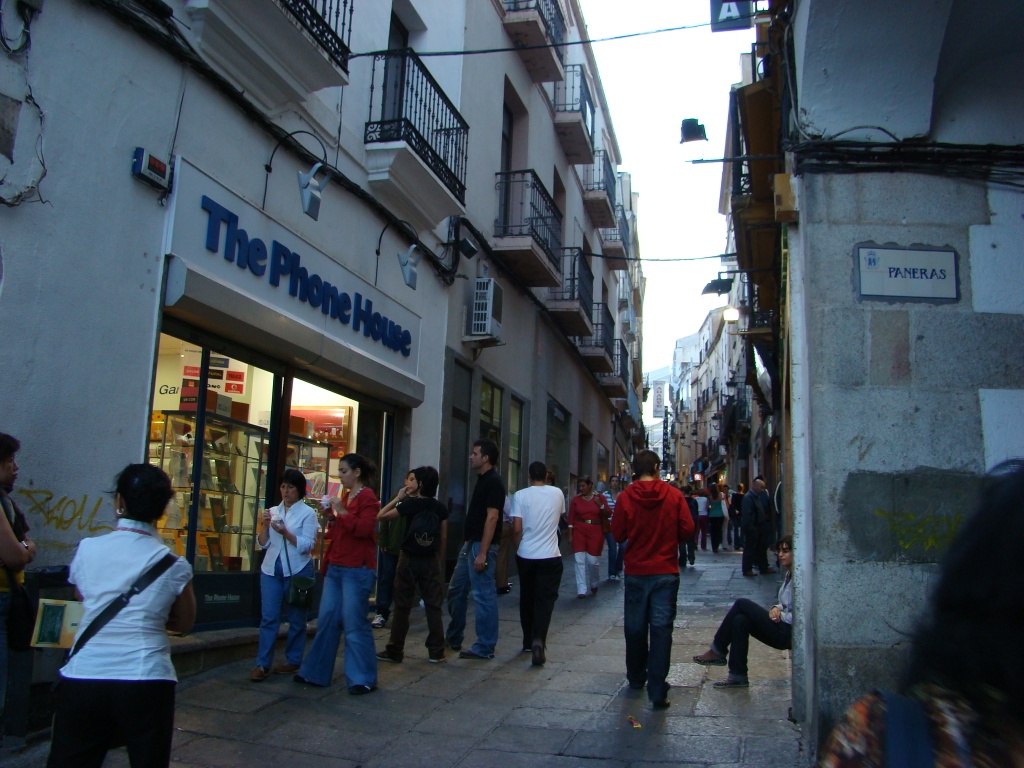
[
  {"x1": 249, "y1": 468, "x2": 319, "y2": 681},
  {"x1": 47, "y1": 463, "x2": 195, "y2": 768}
]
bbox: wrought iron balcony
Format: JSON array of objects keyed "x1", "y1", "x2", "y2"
[
  {"x1": 365, "y1": 48, "x2": 469, "y2": 205},
  {"x1": 552, "y1": 65, "x2": 595, "y2": 164},
  {"x1": 547, "y1": 249, "x2": 594, "y2": 336},
  {"x1": 280, "y1": 0, "x2": 354, "y2": 72},
  {"x1": 581, "y1": 149, "x2": 617, "y2": 228},
  {"x1": 600, "y1": 339, "x2": 630, "y2": 398},
  {"x1": 502, "y1": 0, "x2": 566, "y2": 82},
  {"x1": 576, "y1": 302, "x2": 614, "y2": 373},
  {"x1": 493, "y1": 170, "x2": 563, "y2": 287},
  {"x1": 599, "y1": 205, "x2": 630, "y2": 270}
]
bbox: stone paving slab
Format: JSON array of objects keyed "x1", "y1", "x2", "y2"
[{"x1": 7, "y1": 549, "x2": 808, "y2": 767}]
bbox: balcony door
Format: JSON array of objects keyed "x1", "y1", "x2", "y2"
[{"x1": 382, "y1": 14, "x2": 410, "y2": 122}]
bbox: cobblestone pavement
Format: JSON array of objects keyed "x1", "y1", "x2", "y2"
[{"x1": 8, "y1": 547, "x2": 809, "y2": 767}]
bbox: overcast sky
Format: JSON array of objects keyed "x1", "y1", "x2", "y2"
[{"x1": 579, "y1": 1, "x2": 755, "y2": 372}]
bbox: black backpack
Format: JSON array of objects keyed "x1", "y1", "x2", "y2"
[{"x1": 402, "y1": 500, "x2": 442, "y2": 556}]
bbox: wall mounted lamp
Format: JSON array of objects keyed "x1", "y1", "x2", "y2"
[
  {"x1": 723, "y1": 306, "x2": 741, "y2": 323},
  {"x1": 701, "y1": 267, "x2": 774, "y2": 296},
  {"x1": 298, "y1": 162, "x2": 329, "y2": 221},
  {"x1": 397, "y1": 244, "x2": 421, "y2": 290},
  {"x1": 680, "y1": 118, "x2": 708, "y2": 143}
]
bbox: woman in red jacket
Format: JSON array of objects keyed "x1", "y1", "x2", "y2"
[
  {"x1": 294, "y1": 454, "x2": 380, "y2": 694},
  {"x1": 568, "y1": 476, "x2": 608, "y2": 599}
]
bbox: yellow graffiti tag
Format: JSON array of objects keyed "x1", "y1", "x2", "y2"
[{"x1": 18, "y1": 489, "x2": 114, "y2": 534}]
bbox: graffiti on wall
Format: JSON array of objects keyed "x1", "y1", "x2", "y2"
[{"x1": 18, "y1": 488, "x2": 114, "y2": 535}]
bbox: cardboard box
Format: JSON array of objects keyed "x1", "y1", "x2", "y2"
[
  {"x1": 289, "y1": 415, "x2": 306, "y2": 436},
  {"x1": 230, "y1": 402, "x2": 250, "y2": 422}
]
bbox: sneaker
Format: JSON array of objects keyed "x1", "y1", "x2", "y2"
[
  {"x1": 371, "y1": 614, "x2": 387, "y2": 629},
  {"x1": 428, "y1": 654, "x2": 447, "y2": 664},
  {"x1": 249, "y1": 665, "x2": 270, "y2": 682},
  {"x1": 376, "y1": 650, "x2": 402, "y2": 663},
  {"x1": 458, "y1": 649, "x2": 493, "y2": 660}
]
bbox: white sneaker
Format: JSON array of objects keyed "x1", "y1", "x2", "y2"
[{"x1": 371, "y1": 614, "x2": 386, "y2": 629}]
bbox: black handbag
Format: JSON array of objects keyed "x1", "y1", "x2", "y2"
[
  {"x1": 5, "y1": 570, "x2": 36, "y2": 652},
  {"x1": 282, "y1": 537, "x2": 315, "y2": 610}
]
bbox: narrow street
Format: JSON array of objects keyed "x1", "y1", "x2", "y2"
[{"x1": 9, "y1": 550, "x2": 806, "y2": 768}]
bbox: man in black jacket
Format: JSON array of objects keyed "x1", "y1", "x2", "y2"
[{"x1": 740, "y1": 477, "x2": 776, "y2": 576}]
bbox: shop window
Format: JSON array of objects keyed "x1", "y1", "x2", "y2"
[
  {"x1": 596, "y1": 441, "x2": 609, "y2": 483},
  {"x1": 545, "y1": 396, "x2": 570, "y2": 495},
  {"x1": 149, "y1": 333, "x2": 275, "y2": 575}
]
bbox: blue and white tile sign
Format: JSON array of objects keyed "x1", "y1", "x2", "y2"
[{"x1": 857, "y1": 244, "x2": 958, "y2": 300}]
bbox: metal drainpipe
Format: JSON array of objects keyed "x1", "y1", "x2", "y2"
[{"x1": 787, "y1": 219, "x2": 817, "y2": 745}]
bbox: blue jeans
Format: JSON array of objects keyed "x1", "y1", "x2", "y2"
[
  {"x1": 623, "y1": 573, "x2": 679, "y2": 704},
  {"x1": 445, "y1": 541, "x2": 499, "y2": 657},
  {"x1": 257, "y1": 558, "x2": 314, "y2": 669},
  {"x1": 604, "y1": 533, "x2": 618, "y2": 577},
  {"x1": 375, "y1": 550, "x2": 399, "y2": 620},
  {"x1": 0, "y1": 592, "x2": 9, "y2": 744},
  {"x1": 297, "y1": 565, "x2": 376, "y2": 687}
]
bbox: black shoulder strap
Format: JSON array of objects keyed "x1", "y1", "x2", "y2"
[
  {"x1": 68, "y1": 552, "x2": 179, "y2": 660},
  {"x1": 883, "y1": 690, "x2": 935, "y2": 767}
]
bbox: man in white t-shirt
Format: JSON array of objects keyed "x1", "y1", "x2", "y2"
[{"x1": 511, "y1": 461, "x2": 566, "y2": 667}]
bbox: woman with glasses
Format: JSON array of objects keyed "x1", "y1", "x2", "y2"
[{"x1": 692, "y1": 535, "x2": 793, "y2": 687}]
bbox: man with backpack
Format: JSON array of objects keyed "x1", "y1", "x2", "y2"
[{"x1": 374, "y1": 466, "x2": 449, "y2": 664}]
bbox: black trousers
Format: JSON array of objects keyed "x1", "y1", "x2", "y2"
[
  {"x1": 709, "y1": 517, "x2": 725, "y2": 552},
  {"x1": 386, "y1": 552, "x2": 446, "y2": 659},
  {"x1": 712, "y1": 598, "x2": 792, "y2": 679},
  {"x1": 47, "y1": 678, "x2": 176, "y2": 768},
  {"x1": 516, "y1": 555, "x2": 563, "y2": 648}
]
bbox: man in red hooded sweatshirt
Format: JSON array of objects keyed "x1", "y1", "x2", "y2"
[{"x1": 611, "y1": 449, "x2": 694, "y2": 708}]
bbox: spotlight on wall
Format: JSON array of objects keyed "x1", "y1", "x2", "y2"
[
  {"x1": 298, "y1": 162, "x2": 329, "y2": 221},
  {"x1": 680, "y1": 118, "x2": 708, "y2": 143},
  {"x1": 458, "y1": 237, "x2": 479, "y2": 259},
  {"x1": 701, "y1": 277, "x2": 734, "y2": 295},
  {"x1": 397, "y1": 244, "x2": 421, "y2": 290}
]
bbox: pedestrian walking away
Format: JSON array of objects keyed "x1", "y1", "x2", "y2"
[
  {"x1": 612, "y1": 450, "x2": 694, "y2": 709},
  {"x1": 375, "y1": 466, "x2": 449, "y2": 664},
  {"x1": 371, "y1": 488, "x2": 408, "y2": 630},
  {"x1": 294, "y1": 454, "x2": 379, "y2": 694},
  {"x1": 250, "y1": 469, "x2": 319, "y2": 682},
  {"x1": 446, "y1": 439, "x2": 505, "y2": 660},
  {"x1": 681, "y1": 485, "x2": 699, "y2": 567},
  {"x1": 693, "y1": 535, "x2": 793, "y2": 687},
  {"x1": 511, "y1": 461, "x2": 565, "y2": 666},
  {"x1": 602, "y1": 475, "x2": 625, "y2": 578},
  {"x1": 568, "y1": 476, "x2": 608, "y2": 598}
]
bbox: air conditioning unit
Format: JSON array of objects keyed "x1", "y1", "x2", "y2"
[{"x1": 464, "y1": 277, "x2": 503, "y2": 344}]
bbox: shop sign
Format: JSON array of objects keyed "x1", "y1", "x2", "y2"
[
  {"x1": 710, "y1": 0, "x2": 752, "y2": 32},
  {"x1": 857, "y1": 243, "x2": 958, "y2": 301},
  {"x1": 166, "y1": 160, "x2": 420, "y2": 370}
]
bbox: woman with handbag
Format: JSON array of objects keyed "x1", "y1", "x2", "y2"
[
  {"x1": 294, "y1": 453, "x2": 380, "y2": 694},
  {"x1": 249, "y1": 468, "x2": 319, "y2": 682},
  {"x1": 0, "y1": 433, "x2": 36, "y2": 748},
  {"x1": 47, "y1": 463, "x2": 195, "y2": 768}
]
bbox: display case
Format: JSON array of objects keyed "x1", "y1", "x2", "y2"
[
  {"x1": 287, "y1": 434, "x2": 330, "y2": 496},
  {"x1": 155, "y1": 411, "x2": 268, "y2": 574}
]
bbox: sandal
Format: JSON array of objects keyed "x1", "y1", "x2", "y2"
[
  {"x1": 713, "y1": 678, "x2": 748, "y2": 688},
  {"x1": 693, "y1": 651, "x2": 727, "y2": 666}
]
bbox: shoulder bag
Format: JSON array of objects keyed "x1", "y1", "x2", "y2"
[
  {"x1": 4, "y1": 566, "x2": 36, "y2": 652},
  {"x1": 282, "y1": 535, "x2": 316, "y2": 610}
]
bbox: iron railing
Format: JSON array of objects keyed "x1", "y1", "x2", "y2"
[
  {"x1": 552, "y1": 65, "x2": 594, "y2": 140},
  {"x1": 280, "y1": 0, "x2": 353, "y2": 72},
  {"x1": 365, "y1": 48, "x2": 469, "y2": 203},
  {"x1": 552, "y1": 248, "x2": 594, "y2": 316},
  {"x1": 599, "y1": 205, "x2": 630, "y2": 253},
  {"x1": 577, "y1": 302, "x2": 614, "y2": 360},
  {"x1": 604, "y1": 339, "x2": 629, "y2": 382},
  {"x1": 494, "y1": 169, "x2": 563, "y2": 270},
  {"x1": 581, "y1": 149, "x2": 617, "y2": 209},
  {"x1": 504, "y1": 0, "x2": 566, "y2": 66}
]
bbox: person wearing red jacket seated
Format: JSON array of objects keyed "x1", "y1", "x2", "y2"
[{"x1": 611, "y1": 450, "x2": 694, "y2": 709}]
